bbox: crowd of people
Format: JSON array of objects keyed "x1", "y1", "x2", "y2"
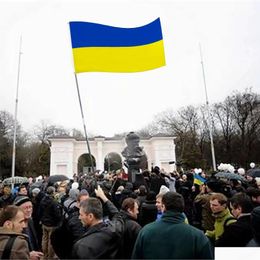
[{"x1": 0, "y1": 166, "x2": 260, "y2": 259}]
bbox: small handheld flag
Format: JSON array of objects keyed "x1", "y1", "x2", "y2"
[
  {"x1": 194, "y1": 174, "x2": 206, "y2": 186},
  {"x1": 69, "y1": 18, "x2": 166, "y2": 73}
]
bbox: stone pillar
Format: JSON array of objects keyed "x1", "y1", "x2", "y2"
[{"x1": 95, "y1": 137, "x2": 104, "y2": 171}]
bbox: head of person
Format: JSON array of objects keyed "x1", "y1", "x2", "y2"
[
  {"x1": 76, "y1": 190, "x2": 89, "y2": 208},
  {"x1": 3, "y1": 185, "x2": 11, "y2": 196},
  {"x1": 229, "y1": 192, "x2": 253, "y2": 218},
  {"x1": 18, "y1": 185, "x2": 28, "y2": 196},
  {"x1": 121, "y1": 198, "x2": 139, "y2": 220},
  {"x1": 247, "y1": 187, "x2": 260, "y2": 205},
  {"x1": 209, "y1": 193, "x2": 228, "y2": 214},
  {"x1": 251, "y1": 206, "x2": 260, "y2": 241},
  {"x1": 161, "y1": 192, "x2": 185, "y2": 213},
  {"x1": 156, "y1": 193, "x2": 163, "y2": 212},
  {"x1": 206, "y1": 179, "x2": 223, "y2": 193},
  {"x1": 79, "y1": 197, "x2": 103, "y2": 227},
  {"x1": 0, "y1": 205, "x2": 26, "y2": 233},
  {"x1": 138, "y1": 185, "x2": 147, "y2": 196},
  {"x1": 13, "y1": 196, "x2": 33, "y2": 220},
  {"x1": 46, "y1": 186, "x2": 56, "y2": 197},
  {"x1": 182, "y1": 174, "x2": 187, "y2": 181},
  {"x1": 31, "y1": 188, "x2": 41, "y2": 198}
]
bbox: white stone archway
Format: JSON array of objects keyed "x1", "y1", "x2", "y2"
[{"x1": 49, "y1": 135, "x2": 176, "y2": 178}]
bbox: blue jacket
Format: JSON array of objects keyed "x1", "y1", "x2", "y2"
[{"x1": 132, "y1": 211, "x2": 214, "y2": 259}]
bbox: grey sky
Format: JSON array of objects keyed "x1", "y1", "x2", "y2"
[{"x1": 1, "y1": 0, "x2": 260, "y2": 137}]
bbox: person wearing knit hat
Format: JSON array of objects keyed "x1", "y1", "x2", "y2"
[
  {"x1": 31, "y1": 188, "x2": 41, "y2": 197},
  {"x1": 13, "y1": 196, "x2": 43, "y2": 259},
  {"x1": 63, "y1": 188, "x2": 79, "y2": 218},
  {"x1": 13, "y1": 196, "x2": 31, "y2": 207},
  {"x1": 159, "y1": 185, "x2": 170, "y2": 195}
]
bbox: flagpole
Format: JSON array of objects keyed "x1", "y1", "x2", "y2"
[
  {"x1": 11, "y1": 36, "x2": 23, "y2": 184},
  {"x1": 199, "y1": 44, "x2": 217, "y2": 171},
  {"x1": 74, "y1": 73, "x2": 95, "y2": 173}
]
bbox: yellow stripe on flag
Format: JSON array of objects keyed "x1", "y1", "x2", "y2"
[{"x1": 72, "y1": 40, "x2": 165, "y2": 73}]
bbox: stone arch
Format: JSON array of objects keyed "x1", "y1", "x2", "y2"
[
  {"x1": 104, "y1": 152, "x2": 122, "y2": 172},
  {"x1": 77, "y1": 153, "x2": 96, "y2": 174}
]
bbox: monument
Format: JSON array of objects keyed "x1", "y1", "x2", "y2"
[{"x1": 121, "y1": 132, "x2": 148, "y2": 185}]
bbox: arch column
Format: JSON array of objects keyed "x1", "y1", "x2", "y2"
[{"x1": 95, "y1": 137, "x2": 105, "y2": 171}]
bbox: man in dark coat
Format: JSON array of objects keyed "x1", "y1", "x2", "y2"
[
  {"x1": 216, "y1": 192, "x2": 253, "y2": 246},
  {"x1": 132, "y1": 192, "x2": 213, "y2": 259},
  {"x1": 72, "y1": 197, "x2": 124, "y2": 259},
  {"x1": 119, "y1": 198, "x2": 141, "y2": 259},
  {"x1": 247, "y1": 206, "x2": 260, "y2": 246},
  {"x1": 39, "y1": 186, "x2": 62, "y2": 259},
  {"x1": 13, "y1": 195, "x2": 43, "y2": 259}
]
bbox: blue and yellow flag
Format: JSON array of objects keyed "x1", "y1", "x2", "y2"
[
  {"x1": 194, "y1": 174, "x2": 206, "y2": 186},
  {"x1": 69, "y1": 18, "x2": 166, "y2": 73}
]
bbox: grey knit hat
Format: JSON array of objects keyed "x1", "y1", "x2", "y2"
[{"x1": 13, "y1": 196, "x2": 31, "y2": 206}]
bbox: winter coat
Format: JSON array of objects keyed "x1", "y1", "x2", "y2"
[
  {"x1": 149, "y1": 174, "x2": 167, "y2": 195},
  {"x1": 67, "y1": 208, "x2": 87, "y2": 242},
  {"x1": 39, "y1": 195, "x2": 62, "y2": 227},
  {"x1": 120, "y1": 210, "x2": 141, "y2": 259},
  {"x1": 138, "y1": 200, "x2": 157, "y2": 226},
  {"x1": 194, "y1": 192, "x2": 215, "y2": 231},
  {"x1": 72, "y1": 215, "x2": 124, "y2": 259},
  {"x1": 205, "y1": 208, "x2": 236, "y2": 242},
  {"x1": 0, "y1": 228, "x2": 30, "y2": 259},
  {"x1": 132, "y1": 211, "x2": 214, "y2": 259},
  {"x1": 23, "y1": 218, "x2": 41, "y2": 251},
  {"x1": 216, "y1": 214, "x2": 253, "y2": 247}
]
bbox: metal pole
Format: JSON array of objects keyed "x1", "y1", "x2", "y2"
[
  {"x1": 199, "y1": 44, "x2": 217, "y2": 171},
  {"x1": 74, "y1": 73, "x2": 95, "y2": 173},
  {"x1": 11, "y1": 36, "x2": 23, "y2": 183}
]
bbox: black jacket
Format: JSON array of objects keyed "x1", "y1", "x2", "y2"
[
  {"x1": 120, "y1": 210, "x2": 141, "y2": 259},
  {"x1": 138, "y1": 200, "x2": 157, "y2": 227},
  {"x1": 67, "y1": 208, "x2": 87, "y2": 242},
  {"x1": 72, "y1": 215, "x2": 124, "y2": 259},
  {"x1": 216, "y1": 214, "x2": 253, "y2": 247},
  {"x1": 39, "y1": 195, "x2": 62, "y2": 227}
]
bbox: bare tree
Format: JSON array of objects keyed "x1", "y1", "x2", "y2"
[
  {"x1": 33, "y1": 120, "x2": 70, "y2": 144},
  {"x1": 228, "y1": 88, "x2": 260, "y2": 166},
  {"x1": 213, "y1": 97, "x2": 236, "y2": 162}
]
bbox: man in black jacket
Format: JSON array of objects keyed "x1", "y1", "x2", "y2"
[
  {"x1": 13, "y1": 195, "x2": 43, "y2": 260},
  {"x1": 39, "y1": 186, "x2": 62, "y2": 259},
  {"x1": 216, "y1": 192, "x2": 253, "y2": 247},
  {"x1": 72, "y1": 197, "x2": 124, "y2": 259}
]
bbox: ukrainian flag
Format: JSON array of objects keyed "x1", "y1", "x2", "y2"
[
  {"x1": 194, "y1": 174, "x2": 206, "y2": 186},
  {"x1": 69, "y1": 18, "x2": 166, "y2": 73}
]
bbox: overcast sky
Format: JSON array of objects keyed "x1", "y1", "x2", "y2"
[{"x1": 1, "y1": 0, "x2": 260, "y2": 137}]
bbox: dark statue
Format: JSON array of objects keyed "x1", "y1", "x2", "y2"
[{"x1": 121, "y1": 132, "x2": 148, "y2": 184}]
